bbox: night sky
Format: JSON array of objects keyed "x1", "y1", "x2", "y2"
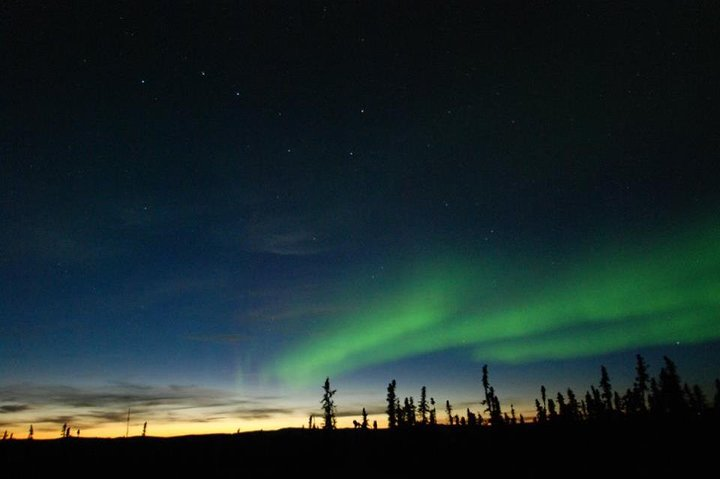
[{"x1": 2, "y1": 2, "x2": 719, "y2": 437}]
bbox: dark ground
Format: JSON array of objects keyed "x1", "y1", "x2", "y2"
[{"x1": 0, "y1": 421, "x2": 714, "y2": 477}]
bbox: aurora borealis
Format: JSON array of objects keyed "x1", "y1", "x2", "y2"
[
  {"x1": 274, "y1": 220, "x2": 720, "y2": 383},
  {"x1": 2, "y1": 2, "x2": 719, "y2": 437}
]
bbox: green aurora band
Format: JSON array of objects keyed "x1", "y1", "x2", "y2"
[{"x1": 272, "y1": 221, "x2": 720, "y2": 384}]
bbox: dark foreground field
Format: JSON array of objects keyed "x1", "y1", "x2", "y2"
[{"x1": 1, "y1": 421, "x2": 715, "y2": 476}]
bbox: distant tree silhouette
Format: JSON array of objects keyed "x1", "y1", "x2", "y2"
[
  {"x1": 142, "y1": 421, "x2": 147, "y2": 437},
  {"x1": 418, "y1": 386, "x2": 429, "y2": 425},
  {"x1": 589, "y1": 385, "x2": 603, "y2": 418},
  {"x1": 556, "y1": 393, "x2": 566, "y2": 420},
  {"x1": 547, "y1": 399, "x2": 557, "y2": 422},
  {"x1": 308, "y1": 414, "x2": 314, "y2": 429},
  {"x1": 519, "y1": 414, "x2": 525, "y2": 424},
  {"x1": 658, "y1": 356, "x2": 686, "y2": 415},
  {"x1": 2, "y1": 431, "x2": 7, "y2": 440},
  {"x1": 599, "y1": 366, "x2": 614, "y2": 413},
  {"x1": 510, "y1": 404, "x2": 517, "y2": 425},
  {"x1": 372, "y1": 420, "x2": 377, "y2": 430},
  {"x1": 687, "y1": 384, "x2": 706, "y2": 415},
  {"x1": 395, "y1": 398, "x2": 405, "y2": 428},
  {"x1": 28, "y1": 425, "x2": 33, "y2": 440},
  {"x1": 445, "y1": 400, "x2": 453, "y2": 425},
  {"x1": 429, "y1": 398, "x2": 437, "y2": 426},
  {"x1": 466, "y1": 408, "x2": 477, "y2": 427},
  {"x1": 630, "y1": 354, "x2": 649, "y2": 415},
  {"x1": 404, "y1": 397, "x2": 416, "y2": 426},
  {"x1": 613, "y1": 391, "x2": 623, "y2": 414},
  {"x1": 566, "y1": 389, "x2": 580, "y2": 422},
  {"x1": 61, "y1": 423, "x2": 67, "y2": 438},
  {"x1": 361, "y1": 408, "x2": 369, "y2": 429},
  {"x1": 535, "y1": 399, "x2": 546, "y2": 423},
  {"x1": 541, "y1": 385, "x2": 547, "y2": 411},
  {"x1": 481, "y1": 365, "x2": 503, "y2": 425},
  {"x1": 648, "y1": 378, "x2": 660, "y2": 415},
  {"x1": 321, "y1": 377, "x2": 337, "y2": 430},
  {"x1": 386, "y1": 380, "x2": 398, "y2": 429}
]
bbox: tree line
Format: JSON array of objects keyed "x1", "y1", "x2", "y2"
[{"x1": 315, "y1": 355, "x2": 720, "y2": 429}]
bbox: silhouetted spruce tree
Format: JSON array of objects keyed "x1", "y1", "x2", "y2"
[
  {"x1": 467, "y1": 409, "x2": 477, "y2": 427},
  {"x1": 632, "y1": 354, "x2": 649, "y2": 415},
  {"x1": 547, "y1": 399, "x2": 557, "y2": 422},
  {"x1": 658, "y1": 356, "x2": 686, "y2": 415},
  {"x1": 599, "y1": 366, "x2": 614, "y2": 413},
  {"x1": 459, "y1": 416, "x2": 466, "y2": 426},
  {"x1": 519, "y1": 414, "x2": 525, "y2": 424},
  {"x1": 613, "y1": 391, "x2": 624, "y2": 414},
  {"x1": 308, "y1": 414, "x2": 314, "y2": 429},
  {"x1": 395, "y1": 398, "x2": 405, "y2": 428},
  {"x1": 590, "y1": 385, "x2": 603, "y2": 416},
  {"x1": 688, "y1": 384, "x2": 706, "y2": 415},
  {"x1": 535, "y1": 399, "x2": 547, "y2": 423},
  {"x1": 28, "y1": 425, "x2": 33, "y2": 440},
  {"x1": 403, "y1": 397, "x2": 410, "y2": 425},
  {"x1": 541, "y1": 385, "x2": 547, "y2": 411},
  {"x1": 566, "y1": 389, "x2": 580, "y2": 422},
  {"x1": 418, "y1": 386, "x2": 429, "y2": 425},
  {"x1": 445, "y1": 400, "x2": 453, "y2": 425},
  {"x1": 510, "y1": 404, "x2": 517, "y2": 425},
  {"x1": 481, "y1": 365, "x2": 503, "y2": 425},
  {"x1": 142, "y1": 421, "x2": 147, "y2": 437},
  {"x1": 429, "y1": 398, "x2": 437, "y2": 425},
  {"x1": 386, "y1": 379, "x2": 398, "y2": 429},
  {"x1": 492, "y1": 393, "x2": 502, "y2": 424},
  {"x1": 404, "y1": 397, "x2": 416, "y2": 426},
  {"x1": 556, "y1": 393, "x2": 567, "y2": 420},
  {"x1": 321, "y1": 377, "x2": 337, "y2": 430},
  {"x1": 61, "y1": 423, "x2": 67, "y2": 438},
  {"x1": 693, "y1": 384, "x2": 707, "y2": 415},
  {"x1": 361, "y1": 408, "x2": 369, "y2": 429},
  {"x1": 585, "y1": 390, "x2": 599, "y2": 420},
  {"x1": 648, "y1": 378, "x2": 660, "y2": 415}
]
